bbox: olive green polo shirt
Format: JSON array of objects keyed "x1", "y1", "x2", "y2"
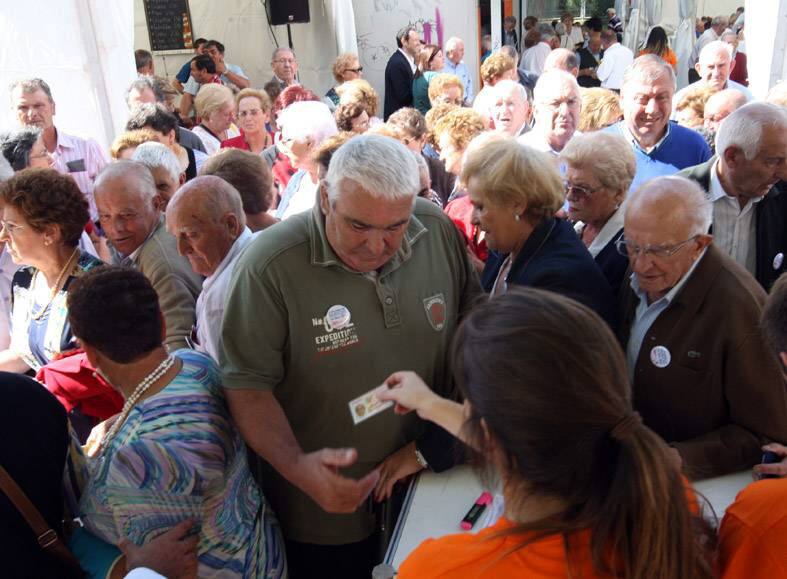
[{"x1": 220, "y1": 198, "x2": 480, "y2": 545}]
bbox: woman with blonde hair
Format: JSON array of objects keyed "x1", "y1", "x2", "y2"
[
  {"x1": 193, "y1": 84, "x2": 240, "y2": 155},
  {"x1": 325, "y1": 53, "x2": 363, "y2": 107},
  {"x1": 222, "y1": 88, "x2": 273, "y2": 154},
  {"x1": 336, "y1": 79, "x2": 381, "y2": 126},
  {"x1": 461, "y1": 138, "x2": 616, "y2": 325},
  {"x1": 578, "y1": 88, "x2": 622, "y2": 132},
  {"x1": 560, "y1": 132, "x2": 636, "y2": 295}
]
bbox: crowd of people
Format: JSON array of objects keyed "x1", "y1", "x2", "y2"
[{"x1": 0, "y1": 6, "x2": 786, "y2": 579}]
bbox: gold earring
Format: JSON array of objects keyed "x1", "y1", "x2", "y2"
[{"x1": 514, "y1": 214, "x2": 520, "y2": 221}]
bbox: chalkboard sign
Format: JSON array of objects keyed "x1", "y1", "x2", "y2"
[{"x1": 143, "y1": 0, "x2": 195, "y2": 52}]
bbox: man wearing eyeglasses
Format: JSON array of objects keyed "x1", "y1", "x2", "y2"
[
  {"x1": 618, "y1": 175, "x2": 787, "y2": 479},
  {"x1": 271, "y1": 47, "x2": 299, "y2": 89}
]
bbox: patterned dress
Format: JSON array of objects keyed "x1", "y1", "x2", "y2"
[
  {"x1": 78, "y1": 350, "x2": 287, "y2": 578},
  {"x1": 9, "y1": 251, "x2": 103, "y2": 370}
]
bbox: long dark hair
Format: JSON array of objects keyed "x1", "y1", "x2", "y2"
[
  {"x1": 453, "y1": 288, "x2": 716, "y2": 579},
  {"x1": 643, "y1": 26, "x2": 670, "y2": 58}
]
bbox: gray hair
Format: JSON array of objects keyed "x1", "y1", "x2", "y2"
[
  {"x1": 324, "y1": 135, "x2": 419, "y2": 203},
  {"x1": 716, "y1": 102, "x2": 787, "y2": 160},
  {"x1": 534, "y1": 69, "x2": 580, "y2": 104},
  {"x1": 167, "y1": 175, "x2": 246, "y2": 228},
  {"x1": 131, "y1": 141, "x2": 181, "y2": 183},
  {"x1": 126, "y1": 76, "x2": 164, "y2": 107},
  {"x1": 0, "y1": 127, "x2": 41, "y2": 171},
  {"x1": 711, "y1": 15, "x2": 729, "y2": 28},
  {"x1": 492, "y1": 79, "x2": 529, "y2": 104},
  {"x1": 445, "y1": 37, "x2": 464, "y2": 52},
  {"x1": 94, "y1": 160, "x2": 157, "y2": 202},
  {"x1": 622, "y1": 54, "x2": 676, "y2": 93},
  {"x1": 628, "y1": 176, "x2": 712, "y2": 236},
  {"x1": 272, "y1": 46, "x2": 295, "y2": 62},
  {"x1": 538, "y1": 23, "x2": 556, "y2": 40},
  {"x1": 277, "y1": 101, "x2": 337, "y2": 144},
  {"x1": 698, "y1": 40, "x2": 733, "y2": 63},
  {"x1": 498, "y1": 44, "x2": 519, "y2": 63},
  {"x1": 560, "y1": 132, "x2": 636, "y2": 193},
  {"x1": 9, "y1": 78, "x2": 54, "y2": 102}
]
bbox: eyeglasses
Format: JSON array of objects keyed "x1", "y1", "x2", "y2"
[
  {"x1": 615, "y1": 235, "x2": 699, "y2": 259},
  {"x1": 0, "y1": 221, "x2": 25, "y2": 235},
  {"x1": 564, "y1": 181, "x2": 602, "y2": 199},
  {"x1": 346, "y1": 67, "x2": 364, "y2": 73},
  {"x1": 238, "y1": 108, "x2": 263, "y2": 118}
]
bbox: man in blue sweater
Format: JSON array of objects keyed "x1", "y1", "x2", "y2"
[{"x1": 604, "y1": 55, "x2": 711, "y2": 191}]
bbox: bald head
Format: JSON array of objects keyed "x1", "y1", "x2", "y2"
[
  {"x1": 544, "y1": 48, "x2": 579, "y2": 76},
  {"x1": 703, "y1": 89, "x2": 747, "y2": 131},
  {"x1": 167, "y1": 175, "x2": 245, "y2": 226},
  {"x1": 94, "y1": 161, "x2": 161, "y2": 257},
  {"x1": 165, "y1": 175, "x2": 246, "y2": 277}
]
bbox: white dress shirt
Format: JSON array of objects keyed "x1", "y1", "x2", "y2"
[
  {"x1": 709, "y1": 160, "x2": 761, "y2": 276},
  {"x1": 195, "y1": 227, "x2": 256, "y2": 362},
  {"x1": 517, "y1": 128, "x2": 582, "y2": 157},
  {"x1": 574, "y1": 204, "x2": 625, "y2": 258},
  {"x1": 521, "y1": 42, "x2": 552, "y2": 75},
  {"x1": 398, "y1": 48, "x2": 417, "y2": 74},
  {"x1": 596, "y1": 42, "x2": 634, "y2": 90}
]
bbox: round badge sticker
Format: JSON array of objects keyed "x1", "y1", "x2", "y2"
[
  {"x1": 650, "y1": 346, "x2": 671, "y2": 368},
  {"x1": 325, "y1": 304, "x2": 352, "y2": 331},
  {"x1": 773, "y1": 252, "x2": 784, "y2": 271}
]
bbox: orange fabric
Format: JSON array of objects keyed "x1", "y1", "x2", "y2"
[
  {"x1": 398, "y1": 518, "x2": 605, "y2": 578},
  {"x1": 639, "y1": 48, "x2": 677, "y2": 67},
  {"x1": 718, "y1": 479, "x2": 787, "y2": 579}
]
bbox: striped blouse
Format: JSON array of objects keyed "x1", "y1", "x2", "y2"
[{"x1": 79, "y1": 350, "x2": 286, "y2": 578}]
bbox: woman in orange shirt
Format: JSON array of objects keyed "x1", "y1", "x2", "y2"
[
  {"x1": 639, "y1": 26, "x2": 677, "y2": 70},
  {"x1": 379, "y1": 289, "x2": 716, "y2": 579}
]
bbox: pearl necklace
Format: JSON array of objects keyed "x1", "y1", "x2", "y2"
[
  {"x1": 31, "y1": 247, "x2": 80, "y2": 321},
  {"x1": 98, "y1": 355, "x2": 176, "y2": 455}
]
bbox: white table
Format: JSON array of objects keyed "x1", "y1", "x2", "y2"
[{"x1": 385, "y1": 466, "x2": 752, "y2": 570}]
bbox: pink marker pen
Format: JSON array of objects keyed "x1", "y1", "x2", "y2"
[{"x1": 460, "y1": 491, "x2": 492, "y2": 530}]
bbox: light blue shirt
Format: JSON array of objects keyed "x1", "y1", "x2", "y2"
[
  {"x1": 626, "y1": 248, "x2": 707, "y2": 381},
  {"x1": 442, "y1": 60, "x2": 474, "y2": 103}
]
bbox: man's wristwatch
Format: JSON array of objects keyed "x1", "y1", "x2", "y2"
[{"x1": 414, "y1": 447, "x2": 429, "y2": 470}]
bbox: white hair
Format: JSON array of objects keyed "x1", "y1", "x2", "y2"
[
  {"x1": 534, "y1": 69, "x2": 580, "y2": 104},
  {"x1": 94, "y1": 160, "x2": 157, "y2": 201},
  {"x1": 629, "y1": 176, "x2": 713, "y2": 236},
  {"x1": 324, "y1": 135, "x2": 419, "y2": 203},
  {"x1": 716, "y1": 102, "x2": 787, "y2": 160},
  {"x1": 132, "y1": 141, "x2": 181, "y2": 183},
  {"x1": 538, "y1": 23, "x2": 556, "y2": 40},
  {"x1": 445, "y1": 37, "x2": 464, "y2": 52},
  {"x1": 492, "y1": 79, "x2": 528, "y2": 104},
  {"x1": 277, "y1": 101, "x2": 338, "y2": 145},
  {"x1": 711, "y1": 15, "x2": 729, "y2": 28},
  {"x1": 698, "y1": 40, "x2": 733, "y2": 63}
]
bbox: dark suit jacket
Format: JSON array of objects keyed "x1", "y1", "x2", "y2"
[
  {"x1": 482, "y1": 217, "x2": 617, "y2": 328},
  {"x1": 618, "y1": 245, "x2": 787, "y2": 479},
  {"x1": 384, "y1": 50, "x2": 414, "y2": 120},
  {"x1": 678, "y1": 158, "x2": 787, "y2": 290},
  {"x1": 576, "y1": 47, "x2": 603, "y2": 88}
]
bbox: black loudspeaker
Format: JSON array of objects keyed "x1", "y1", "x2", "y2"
[{"x1": 267, "y1": 0, "x2": 310, "y2": 25}]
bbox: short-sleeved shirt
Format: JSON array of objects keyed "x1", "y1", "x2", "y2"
[
  {"x1": 49, "y1": 129, "x2": 108, "y2": 221},
  {"x1": 220, "y1": 199, "x2": 481, "y2": 545}
]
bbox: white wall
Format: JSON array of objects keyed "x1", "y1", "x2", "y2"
[
  {"x1": 351, "y1": 0, "x2": 479, "y2": 105},
  {"x1": 134, "y1": 0, "x2": 480, "y2": 110},
  {"x1": 134, "y1": 0, "x2": 342, "y2": 96}
]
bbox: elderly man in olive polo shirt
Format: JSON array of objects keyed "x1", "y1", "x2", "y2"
[{"x1": 220, "y1": 135, "x2": 480, "y2": 578}]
